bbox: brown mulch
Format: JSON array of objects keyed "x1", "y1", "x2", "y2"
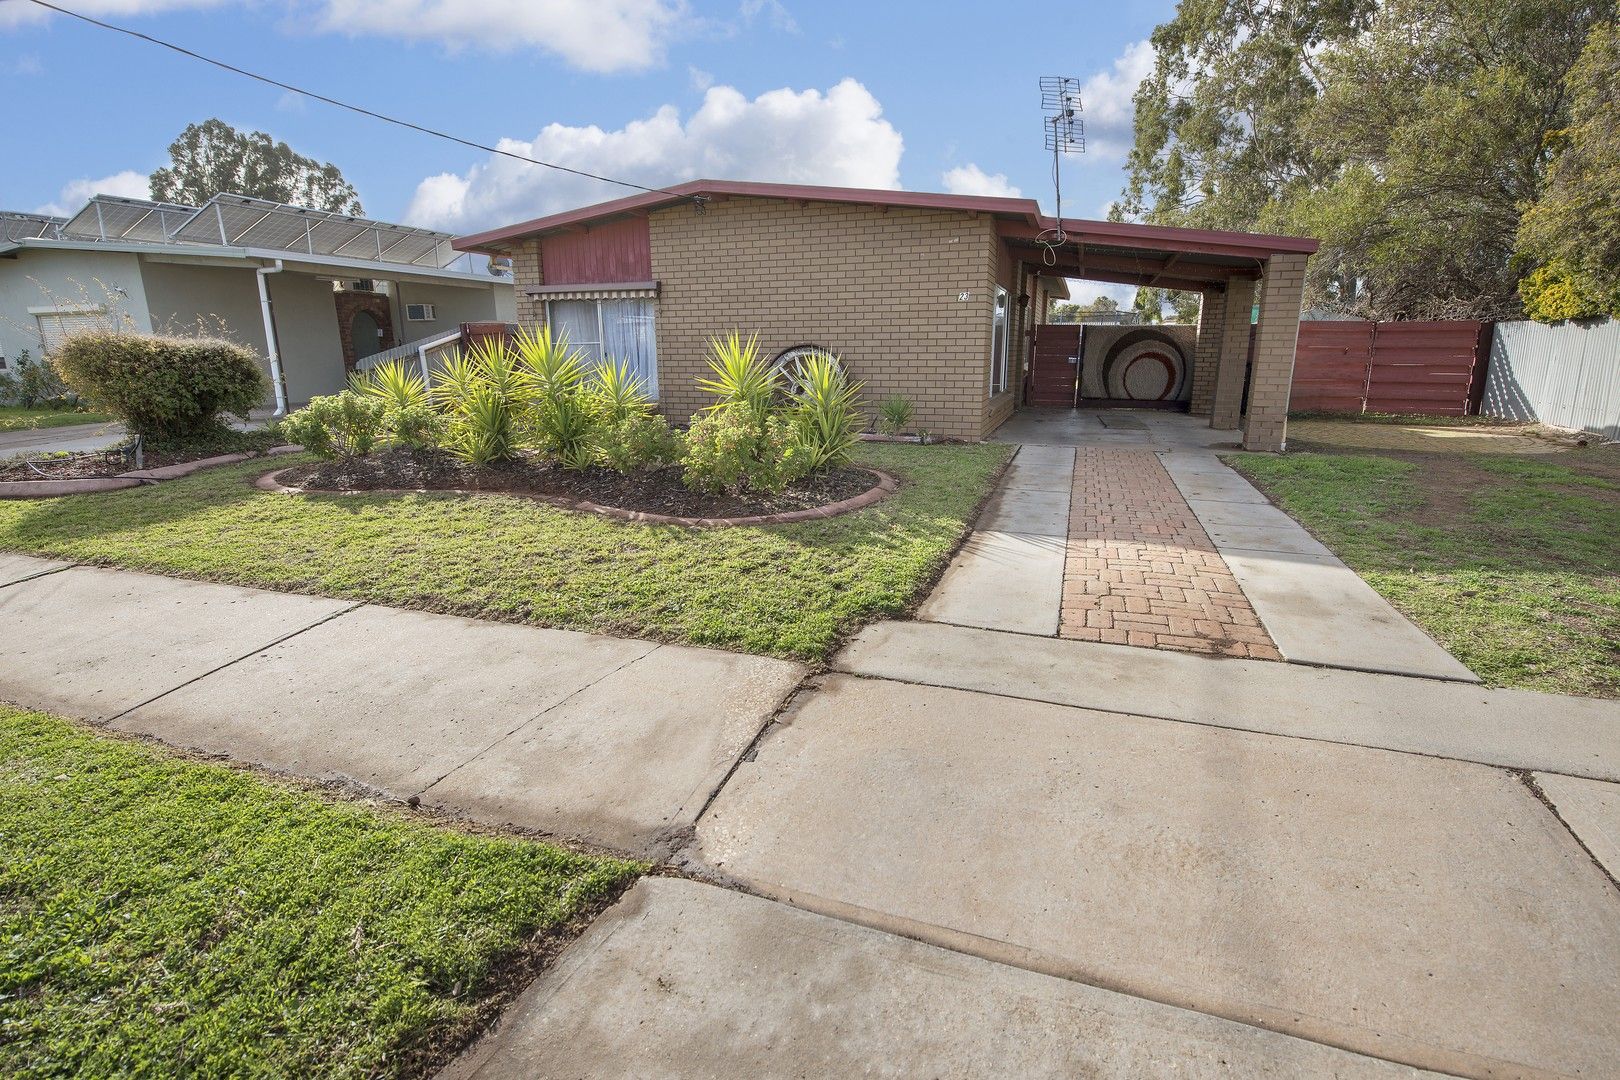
[{"x1": 279, "y1": 448, "x2": 879, "y2": 518}]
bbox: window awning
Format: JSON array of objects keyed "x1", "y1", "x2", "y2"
[{"x1": 525, "y1": 281, "x2": 659, "y2": 301}]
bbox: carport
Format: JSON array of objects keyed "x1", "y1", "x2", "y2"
[{"x1": 997, "y1": 217, "x2": 1319, "y2": 452}]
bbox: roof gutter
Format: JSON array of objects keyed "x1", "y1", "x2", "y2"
[{"x1": 256, "y1": 259, "x2": 289, "y2": 417}]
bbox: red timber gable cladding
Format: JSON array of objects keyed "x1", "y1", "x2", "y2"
[{"x1": 538, "y1": 216, "x2": 652, "y2": 284}]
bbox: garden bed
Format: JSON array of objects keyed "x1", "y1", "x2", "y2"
[
  {"x1": 265, "y1": 448, "x2": 896, "y2": 525},
  {"x1": 0, "y1": 433, "x2": 296, "y2": 499}
]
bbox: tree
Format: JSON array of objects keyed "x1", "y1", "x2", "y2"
[
  {"x1": 1133, "y1": 287, "x2": 1202, "y2": 325},
  {"x1": 1051, "y1": 295, "x2": 1121, "y2": 323},
  {"x1": 149, "y1": 119, "x2": 364, "y2": 214},
  {"x1": 1124, "y1": 0, "x2": 1612, "y2": 320},
  {"x1": 1516, "y1": 20, "x2": 1620, "y2": 321}
]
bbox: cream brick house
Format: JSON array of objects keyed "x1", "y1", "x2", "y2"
[{"x1": 454, "y1": 180, "x2": 1317, "y2": 450}]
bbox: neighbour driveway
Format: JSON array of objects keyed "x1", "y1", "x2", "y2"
[{"x1": 3, "y1": 418, "x2": 1618, "y2": 1077}]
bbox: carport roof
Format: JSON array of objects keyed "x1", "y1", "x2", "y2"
[{"x1": 453, "y1": 179, "x2": 1317, "y2": 291}]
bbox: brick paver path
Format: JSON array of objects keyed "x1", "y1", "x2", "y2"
[{"x1": 1060, "y1": 449, "x2": 1281, "y2": 659}]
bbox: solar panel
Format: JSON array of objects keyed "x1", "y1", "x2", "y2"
[
  {"x1": 172, "y1": 194, "x2": 463, "y2": 269},
  {"x1": 0, "y1": 211, "x2": 65, "y2": 243},
  {"x1": 59, "y1": 195, "x2": 199, "y2": 244}
]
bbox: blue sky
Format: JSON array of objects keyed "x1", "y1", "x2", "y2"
[{"x1": 3, "y1": 0, "x2": 1173, "y2": 301}]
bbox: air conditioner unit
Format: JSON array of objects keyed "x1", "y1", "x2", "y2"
[{"x1": 405, "y1": 303, "x2": 436, "y2": 321}]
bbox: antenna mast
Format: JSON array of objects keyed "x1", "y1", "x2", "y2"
[{"x1": 1038, "y1": 76, "x2": 1085, "y2": 260}]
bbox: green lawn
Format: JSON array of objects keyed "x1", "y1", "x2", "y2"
[
  {"x1": 0, "y1": 406, "x2": 114, "y2": 432},
  {"x1": 0, "y1": 706, "x2": 641, "y2": 1078},
  {"x1": 1231, "y1": 446, "x2": 1620, "y2": 697},
  {"x1": 0, "y1": 443, "x2": 1011, "y2": 661}
]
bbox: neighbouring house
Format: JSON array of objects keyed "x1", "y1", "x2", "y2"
[
  {"x1": 453, "y1": 179, "x2": 1318, "y2": 450},
  {"x1": 1, "y1": 194, "x2": 516, "y2": 412}
]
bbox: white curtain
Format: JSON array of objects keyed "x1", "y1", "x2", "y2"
[
  {"x1": 547, "y1": 300, "x2": 601, "y2": 365},
  {"x1": 600, "y1": 298, "x2": 658, "y2": 398}
]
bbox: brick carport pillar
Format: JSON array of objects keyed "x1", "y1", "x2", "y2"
[
  {"x1": 1241, "y1": 253, "x2": 1307, "y2": 452},
  {"x1": 1208, "y1": 276, "x2": 1255, "y2": 431},
  {"x1": 1187, "y1": 287, "x2": 1226, "y2": 418}
]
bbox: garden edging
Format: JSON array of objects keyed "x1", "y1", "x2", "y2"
[
  {"x1": 254, "y1": 464, "x2": 901, "y2": 527},
  {"x1": 0, "y1": 445, "x2": 303, "y2": 500}
]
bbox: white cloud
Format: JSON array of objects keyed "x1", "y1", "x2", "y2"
[
  {"x1": 0, "y1": 0, "x2": 222, "y2": 27},
  {"x1": 739, "y1": 0, "x2": 796, "y2": 33},
  {"x1": 1077, "y1": 39, "x2": 1154, "y2": 159},
  {"x1": 940, "y1": 164, "x2": 1021, "y2": 199},
  {"x1": 312, "y1": 0, "x2": 686, "y2": 73},
  {"x1": 407, "y1": 78, "x2": 903, "y2": 233},
  {"x1": 35, "y1": 171, "x2": 151, "y2": 217},
  {"x1": 688, "y1": 65, "x2": 714, "y2": 91}
]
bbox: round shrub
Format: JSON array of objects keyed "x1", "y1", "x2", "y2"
[{"x1": 53, "y1": 331, "x2": 266, "y2": 440}]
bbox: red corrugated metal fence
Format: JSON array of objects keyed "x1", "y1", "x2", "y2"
[{"x1": 1287, "y1": 320, "x2": 1488, "y2": 415}]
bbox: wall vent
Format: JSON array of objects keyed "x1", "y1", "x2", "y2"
[{"x1": 405, "y1": 303, "x2": 436, "y2": 321}]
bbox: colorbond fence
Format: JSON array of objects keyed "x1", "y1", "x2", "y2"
[
  {"x1": 1286, "y1": 320, "x2": 1488, "y2": 415},
  {"x1": 1482, "y1": 319, "x2": 1620, "y2": 442}
]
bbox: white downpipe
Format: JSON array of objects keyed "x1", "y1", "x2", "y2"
[{"x1": 256, "y1": 259, "x2": 288, "y2": 416}]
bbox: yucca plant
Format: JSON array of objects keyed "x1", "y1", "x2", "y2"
[
  {"x1": 350, "y1": 358, "x2": 428, "y2": 411},
  {"x1": 511, "y1": 325, "x2": 586, "y2": 396},
  {"x1": 789, "y1": 351, "x2": 863, "y2": 471},
  {"x1": 696, "y1": 332, "x2": 778, "y2": 427},
  {"x1": 448, "y1": 384, "x2": 516, "y2": 466},
  {"x1": 587, "y1": 360, "x2": 652, "y2": 422},
  {"x1": 877, "y1": 394, "x2": 913, "y2": 436},
  {"x1": 430, "y1": 350, "x2": 483, "y2": 411}
]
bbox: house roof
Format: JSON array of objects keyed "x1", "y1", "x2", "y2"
[
  {"x1": 452, "y1": 179, "x2": 1320, "y2": 282},
  {"x1": 0, "y1": 235, "x2": 510, "y2": 290}
]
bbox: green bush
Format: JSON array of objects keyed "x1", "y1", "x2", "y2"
[
  {"x1": 584, "y1": 360, "x2": 654, "y2": 423},
  {"x1": 681, "y1": 408, "x2": 807, "y2": 495},
  {"x1": 279, "y1": 392, "x2": 388, "y2": 460},
  {"x1": 596, "y1": 412, "x2": 679, "y2": 473},
  {"x1": 1, "y1": 350, "x2": 74, "y2": 408},
  {"x1": 52, "y1": 331, "x2": 264, "y2": 439},
  {"x1": 878, "y1": 394, "x2": 913, "y2": 435},
  {"x1": 389, "y1": 402, "x2": 447, "y2": 452}
]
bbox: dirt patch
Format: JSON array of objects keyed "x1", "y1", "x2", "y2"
[{"x1": 280, "y1": 449, "x2": 879, "y2": 519}]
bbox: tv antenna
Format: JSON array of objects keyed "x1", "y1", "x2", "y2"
[{"x1": 1038, "y1": 76, "x2": 1085, "y2": 261}]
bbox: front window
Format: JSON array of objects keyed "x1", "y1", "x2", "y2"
[
  {"x1": 545, "y1": 297, "x2": 658, "y2": 398},
  {"x1": 990, "y1": 286, "x2": 1010, "y2": 394}
]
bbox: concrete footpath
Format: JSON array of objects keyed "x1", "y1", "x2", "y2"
[{"x1": 0, "y1": 558, "x2": 801, "y2": 859}]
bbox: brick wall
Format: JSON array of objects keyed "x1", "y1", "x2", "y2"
[
  {"x1": 645, "y1": 197, "x2": 999, "y2": 440},
  {"x1": 511, "y1": 238, "x2": 543, "y2": 326}
]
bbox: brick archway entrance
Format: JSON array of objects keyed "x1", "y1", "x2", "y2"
[{"x1": 333, "y1": 290, "x2": 396, "y2": 372}]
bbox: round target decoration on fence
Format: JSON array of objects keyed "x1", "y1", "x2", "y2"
[{"x1": 1102, "y1": 334, "x2": 1189, "y2": 401}]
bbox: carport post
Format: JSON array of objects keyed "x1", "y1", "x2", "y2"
[
  {"x1": 1242, "y1": 254, "x2": 1307, "y2": 452},
  {"x1": 1209, "y1": 277, "x2": 1255, "y2": 431},
  {"x1": 1187, "y1": 288, "x2": 1225, "y2": 417}
]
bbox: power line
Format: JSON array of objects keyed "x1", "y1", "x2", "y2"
[{"x1": 19, "y1": 0, "x2": 700, "y2": 209}]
